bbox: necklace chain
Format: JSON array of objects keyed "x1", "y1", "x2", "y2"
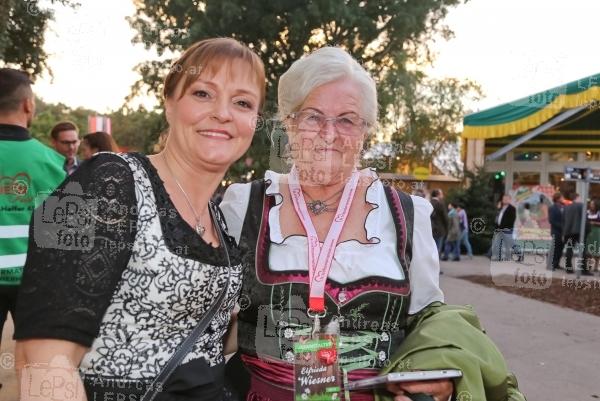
[
  {"x1": 162, "y1": 154, "x2": 206, "y2": 236},
  {"x1": 302, "y1": 187, "x2": 344, "y2": 215}
]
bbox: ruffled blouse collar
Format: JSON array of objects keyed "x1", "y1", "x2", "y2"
[{"x1": 263, "y1": 168, "x2": 382, "y2": 245}]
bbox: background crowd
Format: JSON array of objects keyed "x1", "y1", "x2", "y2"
[{"x1": 415, "y1": 185, "x2": 600, "y2": 275}]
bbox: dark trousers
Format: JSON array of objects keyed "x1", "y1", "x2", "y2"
[
  {"x1": 0, "y1": 285, "x2": 18, "y2": 344},
  {"x1": 564, "y1": 234, "x2": 589, "y2": 271},
  {"x1": 443, "y1": 240, "x2": 460, "y2": 260},
  {"x1": 433, "y1": 236, "x2": 445, "y2": 255},
  {"x1": 489, "y1": 229, "x2": 516, "y2": 261},
  {"x1": 551, "y1": 233, "x2": 564, "y2": 269}
]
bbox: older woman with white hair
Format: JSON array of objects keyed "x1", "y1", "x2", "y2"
[{"x1": 221, "y1": 47, "x2": 525, "y2": 401}]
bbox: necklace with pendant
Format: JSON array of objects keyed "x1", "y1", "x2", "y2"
[
  {"x1": 302, "y1": 187, "x2": 344, "y2": 215},
  {"x1": 162, "y1": 154, "x2": 207, "y2": 236}
]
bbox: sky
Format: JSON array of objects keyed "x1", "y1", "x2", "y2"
[
  {"x1": 32, "y1": 0, "x2": 600, "y2": 114},
  {"x1": 33, "y1": 0, "x2": 153, "y2": 111},
  {"x1": 428, "y1": 0, "x2": 600, "y2": 112}
]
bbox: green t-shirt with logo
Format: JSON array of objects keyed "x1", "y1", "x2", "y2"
[{"x1": 0, "y1": 125, "x2": 66, "y2": 286}]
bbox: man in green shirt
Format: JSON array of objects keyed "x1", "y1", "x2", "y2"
[{"x1": 0, "y1": 68, "x2": 66, "y2": 350}]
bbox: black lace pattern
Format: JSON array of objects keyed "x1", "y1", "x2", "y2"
[{"x1": 15, "y1": 152, "x2": 242, "y2": 382}]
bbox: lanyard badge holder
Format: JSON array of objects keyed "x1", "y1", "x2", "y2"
[{"x1": 288, "y1": 166, "x2": 359, "y2": 401}]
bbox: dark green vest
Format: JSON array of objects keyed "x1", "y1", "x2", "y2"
[{"x1": 236, "y1": 179, "x2": 415, "y2": 371}]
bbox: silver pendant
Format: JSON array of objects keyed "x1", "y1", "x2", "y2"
[
  {"x1": 307, "y1": 200, "x2": 328, "y2": 215},
  {"x1": 195, "y1": 222, "x2": 206, "y2": 236}
]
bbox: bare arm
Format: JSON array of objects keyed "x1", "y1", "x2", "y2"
[
  {"x1": 223, "y1": 308, "x2": 239, "y2": 356},
  {"x1": 16, "y1": 339, "x2": 89, "y2": 401}
]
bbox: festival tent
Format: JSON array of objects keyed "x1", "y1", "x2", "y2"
[{"x1": 462, "y1": 73, "x2": 600, "y2": 161}]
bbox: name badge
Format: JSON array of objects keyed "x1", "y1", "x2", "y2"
[{"x1": 293, "y1": 334, "x2": 342, "y2": 400}]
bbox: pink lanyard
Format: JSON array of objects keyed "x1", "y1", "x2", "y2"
[{"x1": 288, "y1": 165, "x2": 360, "y2": 313}]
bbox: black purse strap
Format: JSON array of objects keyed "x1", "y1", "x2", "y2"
[{"x1": 141, "y1": 204, "x2": 232, "y2": 401}]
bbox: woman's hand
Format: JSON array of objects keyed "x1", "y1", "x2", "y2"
[{"x1": 386, "y1": 379, "x2": 454, "y2": 401}]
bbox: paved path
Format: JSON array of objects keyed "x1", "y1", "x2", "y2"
[
  {"x1": 1, "y1": 256, "x2": 598, "y2": 401},
  {"x1": 440, "y1": 256, "x2": 600, "y2": 401}
]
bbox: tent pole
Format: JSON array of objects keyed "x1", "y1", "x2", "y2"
[{"x1": 576, "y1": 181, "x2": 589, "y2": 279}]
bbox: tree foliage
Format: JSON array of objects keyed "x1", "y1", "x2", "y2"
[
  {"x1": 129, "y1": 0, "x2": 474, "y2": 178},
  {"x1": 375, "y1": 71, "x2": 482, "y2": 176},
  {"x1": 108, "y1": 107, "x2": 167, "y2": 153},
  {"x1": 30, "y1": 98, "x2": 165, "y2": 154},
  {"x1": 0, "y1": 0, "x2": 78, "y2": 76},
  {"x1": 446, "y1": 167, "x2": 497, "y2": 254},
  {"x1": 129, "y1": 0, "x2": 463, "y2": 106},
  {"x1": 30, "y1": 99, "x2": 91, "y2": 144}
]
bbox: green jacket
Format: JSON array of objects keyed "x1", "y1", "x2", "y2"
[
  {"x1": 375, "y1": 303, "x2": 527, "y2": 401},
  {"x1": 0, "y1": 124, "x2": 66, "y2": 285}
]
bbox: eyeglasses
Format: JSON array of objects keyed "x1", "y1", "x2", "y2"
[{"x1": 288, "y1": 111, "x2": 370, "y2": 136}]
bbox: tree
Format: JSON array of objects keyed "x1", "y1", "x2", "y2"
[
  {"x1": 29, "y1": 99, "x2": 92, "y2": 144},
  {"x1": 374, "y1": 70, "x2": 482, "y2": 176},
  {"x1": 129, "y1": 0, "x2": 464, "y2": 105},
  {"x1": 30, "y1": 98, "x2": 166, "y2": 154},
  {"x1": 446, "y1": 167, "x2": 497, "y2": 254},
  {"x1": 0, "y1": 0, "x2": 78, "y2": 76},
  {"x1": 128, "y1": 0, "x2": 467, "y2": 177},
  {"x1": 108, "y1": 107, "x2": 167, "y2": 153}
]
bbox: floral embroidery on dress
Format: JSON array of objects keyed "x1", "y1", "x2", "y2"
[{"x1": 79, "y1": 153, "x2": 243, "y2": 380}]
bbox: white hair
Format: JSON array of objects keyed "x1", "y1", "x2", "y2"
[{"x1": 277, "y1": 47, "x2": 378, "y2": 126}]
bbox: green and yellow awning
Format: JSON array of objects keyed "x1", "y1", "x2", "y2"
[
  {"x1": 484, "y1": 109, "x2": 600, "y2": 153},
  {"x1": 463, "y1": 73, "x2": 600, "y2": 139}
]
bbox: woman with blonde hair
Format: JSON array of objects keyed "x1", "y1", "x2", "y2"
[{"x1": 15, "y1": 37, "x2": 265, "y2": 401}]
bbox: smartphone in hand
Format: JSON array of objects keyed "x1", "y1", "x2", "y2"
[{"x1": 346, "y1": 369, "x2": 462, "y2": 391}]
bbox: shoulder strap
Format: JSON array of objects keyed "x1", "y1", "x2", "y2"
[
  {"x1": 141, "y1": 206, "x2": 232, "y2": 401},
  {"x1": 383, "y1": 185, "x2": 414, "y2": 268},
  {"x1": 239, "y1": 179, "x2": 267, "y2": 245},
  {"x1": 247, "y1": 179, "x2": 267, "y2": 222},
  {"x1": 398, "y1": 190, "x2": 414, "y2": 252}
]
